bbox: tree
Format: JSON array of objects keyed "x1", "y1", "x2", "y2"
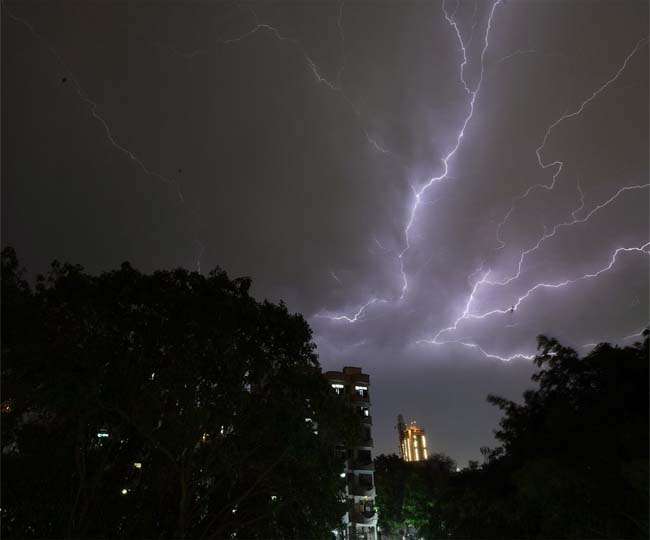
[
  {"x1": 374, "y1": 334, "x2": 649, "y2": 539},
  {"x1": 439, "y1": 333, "x2": 649, "y2": 539},
  {"x1": 1, "y1": 248, "x2": 360, "y2": 539},
  {"x1": 374, "y1": 453, "x2": 455, "y2": 538},
  {"x1": 485, "y1": 334, "x2": 649, "y2": 539}
]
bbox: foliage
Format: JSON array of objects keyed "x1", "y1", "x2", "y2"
[
  {"x1": 374, "y1": 453, "x2": 455, "y2": 538},
  {"x1": 374, "y1": 333, "x2": 649, "y2": 539},
  {"x1": 1, "y1": 247, "x2": 360, "y2": 539}
]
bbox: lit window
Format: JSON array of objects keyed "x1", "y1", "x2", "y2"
[
  {"x1": 121, "y1": 488, "x2": 128, "y2": 495},
  {"x1": 133, "y1": 462, "x2": 142, "y2": 469},
  {"x1": 354, "y1": 386, "x2": 368, "y2": 398},
  {"x1": 331, "y1": 383, "x2": 344, "y2": 395},
  {"x1": 340, "y1": 472, "x2": 346, "y2": 478},
  {"x1": 97, "y1": 429, "x2": 109, "y2": 438}
]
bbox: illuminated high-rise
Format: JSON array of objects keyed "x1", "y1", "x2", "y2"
[{"x1": 397, "y1": 416, "x2": 428, "y2": 462}]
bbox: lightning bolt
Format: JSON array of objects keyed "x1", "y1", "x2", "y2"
[
  {"x1": 397, "y1": 0, "x2": 501, "y2": 302},
  {"x1": 580, "y1": 326, "x2": 648, "y2": 349},
  {"x1": 322, "y1": 0, "x2": 502, "y2": 322},
  {"x1": 330, "y1": 271, "x2": 342, "y2": 285},
  {"x1": 496, "y1": 49, "x2": 537, "y2": 64},
  {"x1": 485, "y1": 182, "x2": 649, "y2": 288},
  {"x1": 195, "y1": 240, "x2": 206, "y2": 274},
  {"x1": 316, "y1": 297, "x2": 387, "y2": 324},
  {"x1": 161, "y1": 3, "x2": 390, "y2": 154},
  {"x1": 496, "y1": 36, "x2": 649, "y2": 249},
  {"x1": 5, "y1": 9, "x2": 186, "y2": 204},
  {"x1": 423, "y1": 242, "x2": 650, "y2": 355},
  {"x1": 335, "y1": 0, "x2": 347, "y2": 89}
]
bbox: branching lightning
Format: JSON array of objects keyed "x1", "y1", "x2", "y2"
[
  {"x1": 485, "y1": 182, "x2": 649, "y2": 288},
  {"x1": 420, "y1": 242, "x2": 650, "y2": 360},
  {"x1": 185, "y1": 3, "x2": 390, "y2": 154},
  {"x1": 321, "y1": 0, "x2": 502, "y2": 322},
  {"x1": 412, "y1": 31, "x2": 649, "y2": 361},
  {"x1": 495, "y1": 37, "x2": 649, "y2": 249},
  {"x1": 9, "y1": 1, "x2": 646, "y2": 361},
  {"x1": 316, "y1": 297, "x2": 387, "y2": 323}
]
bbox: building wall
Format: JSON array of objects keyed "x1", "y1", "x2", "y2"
[{"x1": 325, "y1": 367, "x2": 377, "y2": 540}]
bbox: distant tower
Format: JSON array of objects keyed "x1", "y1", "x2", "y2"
[
  {"x1": 399, "y1": 420, "x2": 428, "y2": 462},
  {"x1": 396, "y1": 414, "x2": 407, "y2": 458}
]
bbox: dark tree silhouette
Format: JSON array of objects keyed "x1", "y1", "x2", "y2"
[
  {"x1": 1, "y1": 247, "x2": 360, "y2": 539},
  {"x1": 374, "y1": 333, "x2": 648, "y2": 539}
]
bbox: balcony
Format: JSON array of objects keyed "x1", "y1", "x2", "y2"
[
  {"x1": 349, "y1": 483, "x2": 376, "y2": 497},
  {"x1": 350, "y1": 510, "x2": 378, "y2": 526},
  {"x1": 350, "y1": 460, "x2": 374, "y2": 472},
  {"x1": 356, "y1": 436, "x2": 373, "y2": 449}
]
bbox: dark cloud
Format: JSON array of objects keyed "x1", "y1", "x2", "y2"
[{"x1": 3, "y1": 0, "x2": 648, "y2": 463}]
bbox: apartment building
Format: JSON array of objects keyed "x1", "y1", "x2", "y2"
[{"x1": 325, "y1": 367, "x2": 377, "y2": 540}]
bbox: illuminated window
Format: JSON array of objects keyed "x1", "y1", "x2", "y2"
[
  {"x1": 331, "y1": 383, "x2": 344, "y2": 395},
  {"x1": 354, "y1": 385, "x2": 368, "y2": 398},
  {"x1": 133, "y1": 462, "x2": 142, "y2": 469}
]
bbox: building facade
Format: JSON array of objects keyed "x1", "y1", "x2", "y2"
[
  {"x1": 325, "y1": 367, "x2": 377, "y2": 540},
  {"x1": 397, "y1": 415, "x2": 428, "y2": 462}
]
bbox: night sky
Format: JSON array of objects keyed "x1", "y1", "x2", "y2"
[{"x1": 3, "y1": 1, "x2": 648, "y2": 465}]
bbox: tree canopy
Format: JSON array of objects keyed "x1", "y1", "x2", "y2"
[
  {"x1": 1, "y1": 247, "x2": 360, "y2": 539},
  {"x1": 374, "y1": 332, "x2": 649, "y2": 539}
]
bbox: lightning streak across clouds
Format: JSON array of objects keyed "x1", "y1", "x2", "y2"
[
  {"x1": 495, "y1": 36, "x2": 649, "y2": 249},
  {"x1": 219, "y1": 4, "x2": 389, "y2": 154},
  {"x1": 5, "y1": 9, "x2": 186, "y2": 204},
  {"x1": 319, "y1": 2, "x2": 647, "y2": 361},
  {"x1": 321, "y1": 0, "x2": 502, "y2": 321},
  {"x1": 7, "y1": 1, "x2": 647, "y2": 363},
  {"x1": 420, "y1": 242, "x2": 650, "y2": 360}
]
